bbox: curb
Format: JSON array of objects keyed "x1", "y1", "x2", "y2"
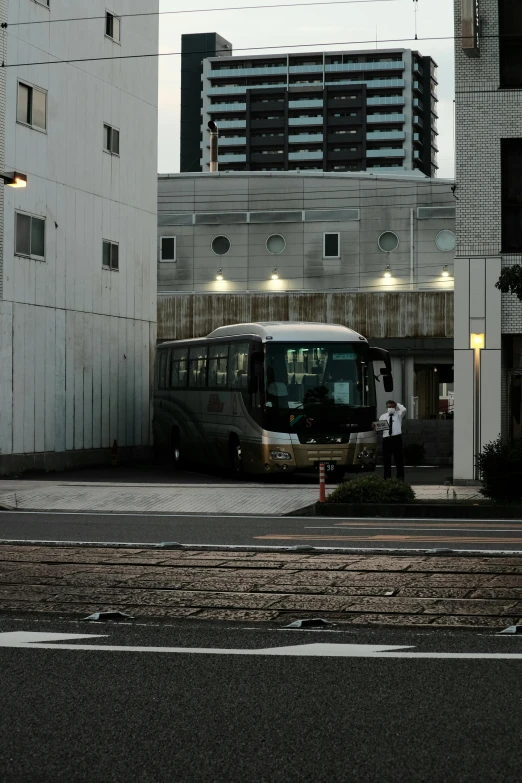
[{"x1": 1, "y1": 539, "x2": 522, "y2": 557}]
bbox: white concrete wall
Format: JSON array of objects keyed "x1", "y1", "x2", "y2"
[{"x1": 0, "y1": 0, "x2": 158, "y2": 471}]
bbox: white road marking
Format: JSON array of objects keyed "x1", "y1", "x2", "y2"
[{"x1": 1, "y1": 633, "x2": 522, "y2": 659}]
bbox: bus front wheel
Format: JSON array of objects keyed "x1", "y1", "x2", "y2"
[{"x1": 229, "y1": 436, "x2": 244, "y2": 477}]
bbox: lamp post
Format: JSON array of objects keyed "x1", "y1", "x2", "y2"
[
  {"x1": 470, "y1": 332, "x2": 485, "y2": 480},
  {"x1": 208, "y1": 121, "x2": 219, "y2": 173},
  {"x1": 0, "y1": 172, "x2": 27, "y2": 188}
]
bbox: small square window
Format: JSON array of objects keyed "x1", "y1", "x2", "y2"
[
  {"x1": 17, "y1": 82, "x2": 47, "y2": 131},
  {"x1": 106, "y1": 11, "x2": 121, "y2": 42},
  {"x1": 160, "y1": 236, "x2": 176, "y2": 262},
  {"x1": 103, "y1": 240, "x2": 119, "y2": 270},
  {"x1": 323, "y1": 232, "x2": 340, "y2": 259},
  {"x1": 15, "y1": 212, "x2": 46, "y2": 260},
  {"x1": 103, "y1": 124, "x2": 120, "y2": 155}
]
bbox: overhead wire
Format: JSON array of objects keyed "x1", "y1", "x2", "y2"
[{"x1": 5, "y1": 0, "x2": 402, "y2": 27}]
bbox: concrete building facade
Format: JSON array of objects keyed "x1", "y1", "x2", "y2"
[
  {"x1": 183, "y1": 39, "x2": 439, "y2": 177},
  {"x1": 453, "y1": 0, "x2": 522, "y2": 480},
  {"x1": 158, "y1": 171, "x2": 456, "y2": 463},
  {"x1": 0, "y1": 1, "x2": 159, "y2": 475}
]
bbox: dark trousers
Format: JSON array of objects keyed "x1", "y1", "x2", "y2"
[{"x1": 382, "y1": 435, "x2": 404, "y2": 480}]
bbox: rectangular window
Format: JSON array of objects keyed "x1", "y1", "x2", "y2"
[
  {"x1": 158, "y1": 351, "x2": 169, "y2": 390},
  {"x1": 15, "y1": 212, "x2": 45, "y2": 260},
  {"x1": 102, "y1": 240, "x2": 119, "y2": 270},
  {"x1": 106, "y1": 11, "x2": 121, "y2": 42},
  {"x1": 502, "y1": 139, "x2": 522, "y2": 252},
  {"x1": 17, "y1": 82, "x2": 47, "y2": 131},
  {"x1": 189, "y1": 346, "x2": 208, "y2": 388},
  {"x1": 208, "y1": 344, "x2": 229, "y2": 388},
  {"x1": 323, "y1": 232, "x2": 340, "y2": 259},
  {"x1": 499, "y1": 0, "x2": 522, "y2": 88},
  {"x1": 228, "y1": 343, "x2": 250, "y2": 389},
  {"x1": 103, "y1": 124, "x2": 120, "y2": 155},
  {"x1": 160, "y1": 236, "x2": 176, "y2": 262},
  {"x1": 169, "y1": 348, "x2": 189, "y2": 389}
]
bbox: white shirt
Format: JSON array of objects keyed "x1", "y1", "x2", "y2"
[{"x1": 379, "y1": 403, "x2": 406, "y2": 438}]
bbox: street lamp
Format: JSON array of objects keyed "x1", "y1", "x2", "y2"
[{"x1": 0, "y1": 172, "x2": 27, "y2": 188}]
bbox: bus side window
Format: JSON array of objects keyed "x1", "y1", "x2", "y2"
[
  {"x1": 158, "y1": 351, "x2": 168, "y2": 389},
  {"x1": 228, "y1": 342, "x2": 250, "y2": 390},
  {"x1": 170, "y1": 348, "x2": 188, "y2": 388},
  {"x1": 208, "y1": 344, "x2": 229, "y2": 389},
  {"x1": 189, "y1": 346, "x2": 208, "y2": 388}
]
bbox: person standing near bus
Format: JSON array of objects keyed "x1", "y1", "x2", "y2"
[{"x1": 375, "y1": 400, "x2": 407, "y2": 481}]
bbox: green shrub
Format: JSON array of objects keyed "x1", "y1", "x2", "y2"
[
  {"x1": 477, "y1": 438, "x2": 522, "y2": 503},
  {"x1": 327, "y1": 476, "x2": 416, "y2": 505},
  {"x1": 403, "y1": 442, "x2": 425, "y2": 465}
]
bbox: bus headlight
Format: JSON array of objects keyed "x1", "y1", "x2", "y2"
[{"x1": 270, "y1": 451, "x2": 292, "y2": 461}]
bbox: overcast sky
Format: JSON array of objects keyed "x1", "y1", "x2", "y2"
[{"x1": 158, "y1": 0, "x2": 455, "y2": 178}]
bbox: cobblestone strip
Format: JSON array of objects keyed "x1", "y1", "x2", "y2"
[{"x1": 0, "y1": 546, "x2": 522, "y2": 629}]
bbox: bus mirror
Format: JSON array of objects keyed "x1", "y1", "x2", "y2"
[{"x1": 383, "y1": 375, "x2": 394, "y2": 393}]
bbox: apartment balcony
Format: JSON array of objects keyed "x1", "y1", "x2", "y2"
[
  {"x1": 366, "y1": 129, "x2": 406, "y2": 141},
  {"x1": 327, "y1": 149, "x2": 362, "y2": 161},
  {"x1": 288, "y1": 99, "x2": 323, "y2": 109},
  {"x1": 366, "y1": 113, "x2": 405, "y2": 124},
  {"x1": 217, "y1": 119, "x2": 247, "y2": 129},
  {"x1": 325, "y1": 61, "x2": 405, "y2": 74},
  {"x1": 289, "y1": 133, "x2": 324, "y2": 143},
  {"x1": 366, "y1": 78, "x2": 405, "y2": 89},
  {"x1": 219, "y1": 137, "x2": 247, "y2": 146},
  {"x1": 250, "y1": 151, "x2": 285, "y2": 164},
  {"x1": 250, "y1": 117, "x2": 286, "y2": 129},
  {"x1": 207, "y1": 65, "x2": 287, "y2": 78},
  {"x1": 413, "y1": 98, "x2": 423, "y2": 110},
  {"x1": 207, "y1": 83, "x2": 286, "y2": 96},
  {"x1": 209, "y1": 102, "x2": 246, "y2": 113},
  {"x1": 413, "y1": 62, "x2": 424, "y2": 77},
  {"x1": 366, "y1": 148, "x2": 406, "y2": 158},
  {"x1": 218, "y1": 153, "x2": 247, "y2": 163},
  {"x1": 367, "y1": 96, "x2": 406, "y2": 106},
  {"x1": 413, "y1": 80, "x2": 424, "y2": 94},
  {"x1": 288, "y1": 150, "x2": 324, "y2": 160},
  {"x1": 288, "y1": 116, "x2": 324, "y2": 126},
  {"x1": 250, "y1": 100, "x2": 285, "y2": 112},
  {"x1": 251, "y1": 135, "x2": 285, "y2": 146},
  {"x1": 413, "y1": 114, "x2": 424, "y2": 127}
]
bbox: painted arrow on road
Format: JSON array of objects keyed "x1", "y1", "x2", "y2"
[{"x1": 1, "y1": 632, "x2": 522, "y2": 659}]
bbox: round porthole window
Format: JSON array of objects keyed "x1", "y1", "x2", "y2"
[
  {"x1": 211, "y1": 236, "x2": 231, "y2": 255},
  {"x1": 378, "y1": 231, "x2": 399, "y2": 252},
  {"x1": 266, "y1": 234, "x2": 286, "y2": 255},
  {"x1": 435, "y1": 230, "x2": 456, "y2": 252}
]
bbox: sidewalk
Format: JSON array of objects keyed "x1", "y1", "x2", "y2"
[
  {"x1": 0, "y1": 544, "x2": 521, "y2": 630},
  {"x1": 0, "y1": 480, "x2": 483, "y2": 516}
]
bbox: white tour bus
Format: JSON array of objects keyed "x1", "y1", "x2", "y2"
[{"x1": 153, "y1": 322, "x2": 393, "y2": 479}]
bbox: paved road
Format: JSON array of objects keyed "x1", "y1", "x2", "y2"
[
  {"x1": 1, "y1": 617, "x2": 522, "y2": 782},
  {"x1": 2, "y1": 510, "x2": 522, "y2": 552}
]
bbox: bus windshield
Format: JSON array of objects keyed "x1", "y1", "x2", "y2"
[{"x1": 264, "y1": 342, "x2": 376, "y2": 431}]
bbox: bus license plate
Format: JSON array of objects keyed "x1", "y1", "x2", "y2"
[{"x1": 314, "y1": 461, "x2": 338, "y2": 473}]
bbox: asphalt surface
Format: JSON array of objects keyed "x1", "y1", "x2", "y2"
[
  {"x1": 2, "y1": 510, "x2": 522, "y2": 552},
  {"x1": 1, "y1": 617, "x2": 522, "y2": 782}
]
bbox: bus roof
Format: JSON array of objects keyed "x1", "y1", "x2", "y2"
[{"x1": 207, "y1": 322, "x2": 366, "y2": 343}]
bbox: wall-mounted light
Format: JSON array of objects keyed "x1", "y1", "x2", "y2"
[
  {"x1": 383, "y1": 265, "x2": 392, "y2": 279},
  {"x1": 442, "y1": 264, "x2": 450, "y2": 277},
  {"x1": 216, "y1": 268, "x2": 224, "y2": 281},
  {"x1": 1, "y1": 172, "x2": 27, "y2": 188},
  {"x1": 470, "y1": 333, "x2": 484, "y2": 350},
  {"x1": 271, "y1": 267, "x2": 279, "y2": 280}
]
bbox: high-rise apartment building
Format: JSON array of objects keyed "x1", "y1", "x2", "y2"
[
  {"x1": 182, "y1": 40, "x2": 439, "y2": 176},
  {"x1": 180, "y1": 33, "x2": 233, "y2": 172},
  {"x1": 0, "y1": 1, "x2": 159, "y2": 474}
]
